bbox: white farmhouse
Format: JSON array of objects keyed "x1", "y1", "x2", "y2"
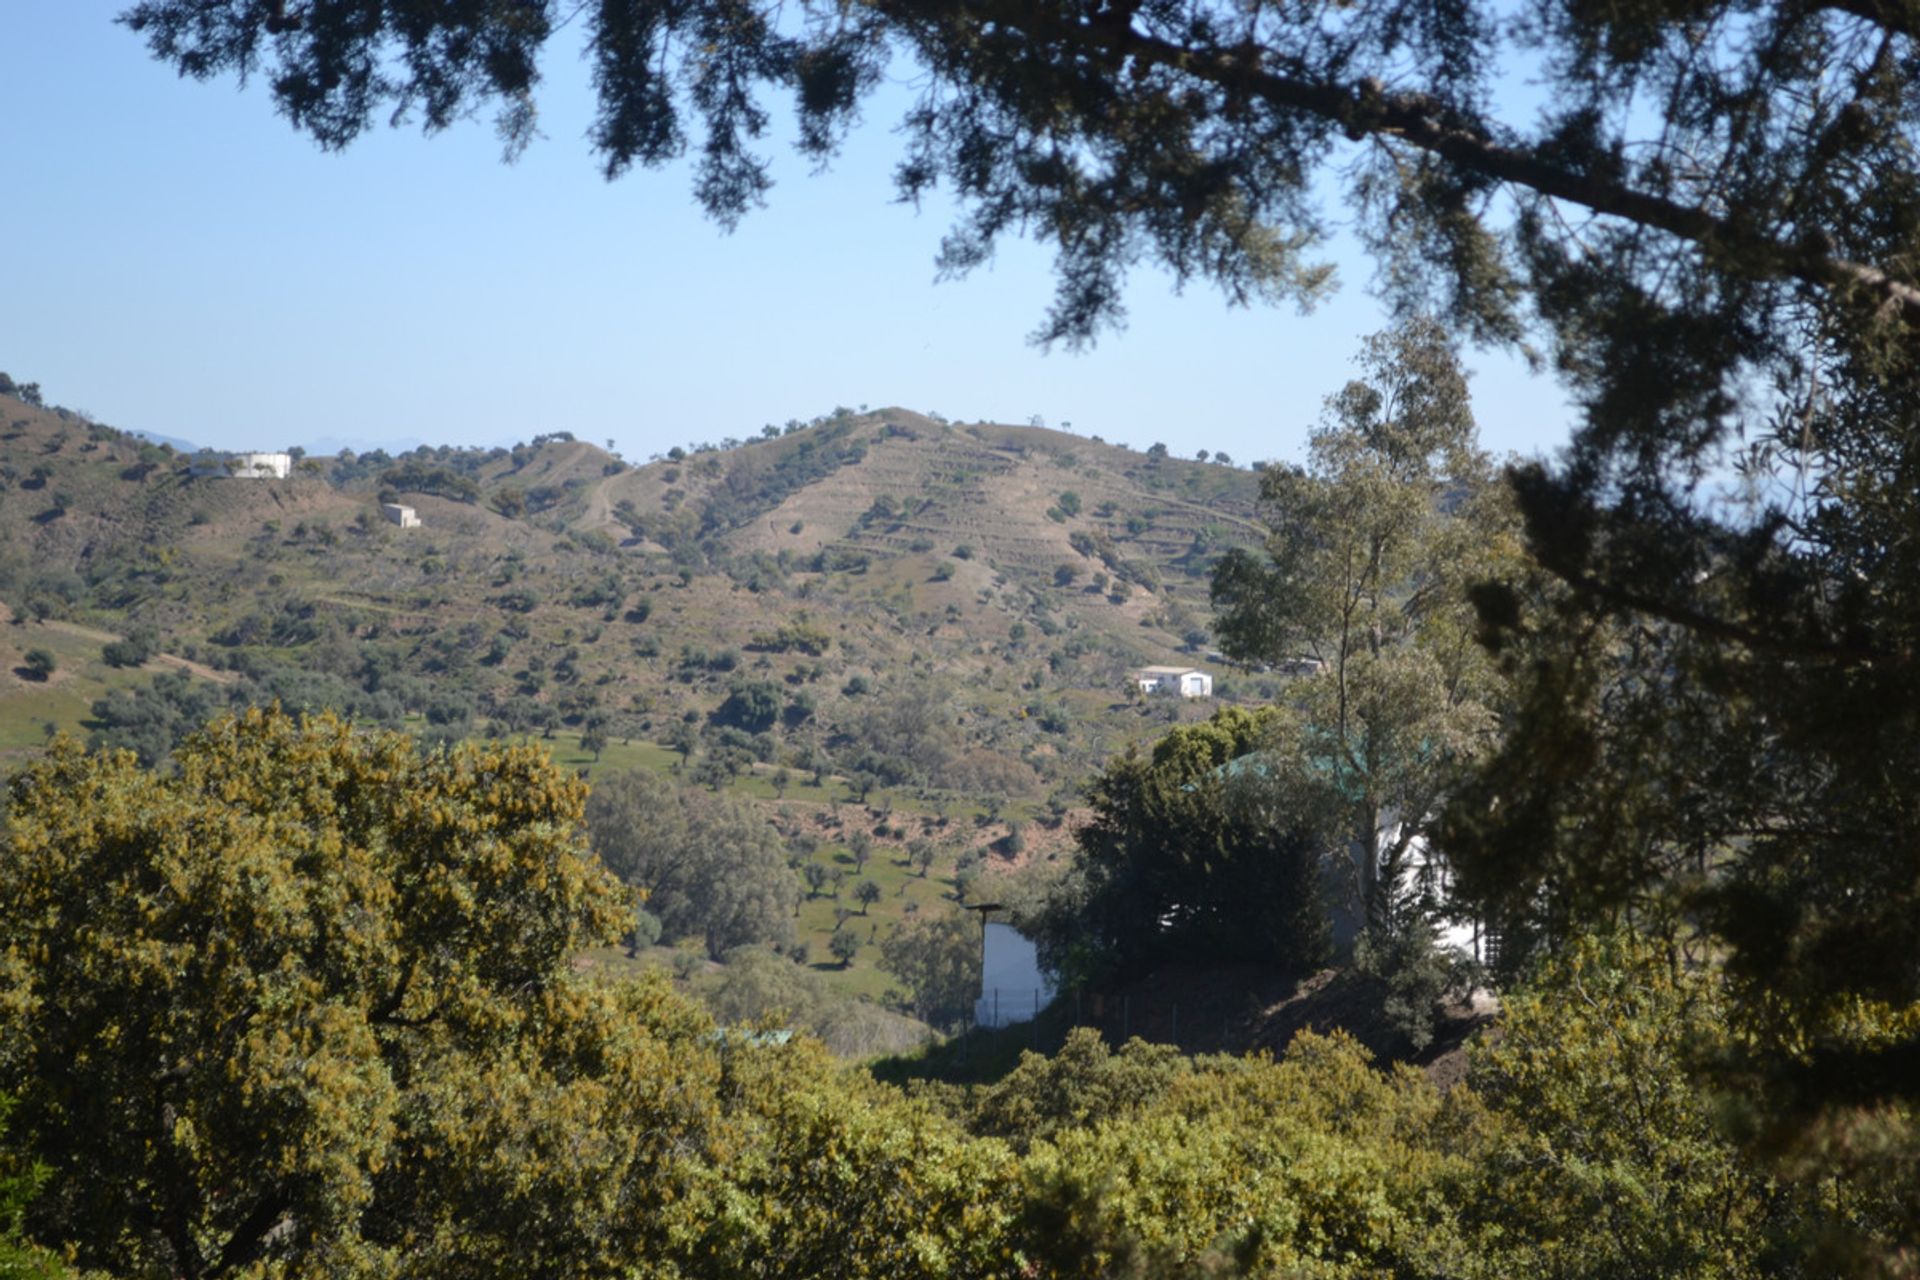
[
  {"x1": 189, "y1": 451, "x2": 293, "y2": 479},
  {"x1": 381, "y1": 503, "x2": 421, "y2": 528},
  {"x1": 1131, "y1": 665, "x2": 1213, "y2": 698}
]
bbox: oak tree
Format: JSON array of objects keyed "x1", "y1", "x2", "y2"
[{"x1": 0, "y1": 709, "x2": 727, "y2": 1280}]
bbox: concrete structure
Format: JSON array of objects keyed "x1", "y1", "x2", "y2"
[
  {"x1": 189, "y1": 451, "x2": 293, "y2": 479},
  {"x1": 381, "y1": 503, "x2": 421, "y2": 528},
  {"x1": 1131, "y1": 665, "x2": 1213, "y2": 697},
  {"x1": 975, "y1": 921, "x2": 1057, "y2": 1028}
]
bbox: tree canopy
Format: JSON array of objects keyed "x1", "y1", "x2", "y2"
[
  {"x1": 0, "y1": 709, "x2": 732, "y2": 1280},
  {"x1": 585, "y1": 767, "x2": 802, "y2": 960},
  {"x1": 1212, "y1": 317, "x2": 1516, "y2": 943},
  {"x1": 1042, "y1": 705, "x2": 1330, "y2": 984}
]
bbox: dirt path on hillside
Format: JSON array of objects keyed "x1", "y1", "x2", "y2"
[{"x1": 39, "y1": 619, "x2": 238, "y2": 684}]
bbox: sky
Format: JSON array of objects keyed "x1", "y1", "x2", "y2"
[{"x1": 1, "y1": 5, "x2": 1577, "y2": 467}]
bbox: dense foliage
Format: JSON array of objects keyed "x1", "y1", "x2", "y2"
[
  {"x1": 1042, "y1": 706, "x2": 1329, "y2": 984},
  {"x1": 584, "y1": 768, "x2": 803, "y2": 960},
  {"x1": 3, "y1": 721, "x2": 1912, "y2": 1274},
  {"x1": 0, "y1": 710, "x2": 700, "y2": 1280}
]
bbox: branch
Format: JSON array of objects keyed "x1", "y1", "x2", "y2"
[
  {"x1": 211, "y1": 1192, "x2": 292, "y2": 1277},
  {"x1": 951, "y1": 1, "x2": 1920, "y2": 329},
  {"x1": 1812, "y1": 0, "x2": 1920, "y2": 41},
  {"x1": 1556, "y1": 564, "x2": 1910, "y2": 669}
]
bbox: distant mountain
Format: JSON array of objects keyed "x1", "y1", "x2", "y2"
[{"x1": 128, "y1": 427, "x2": 203, "y2": 453}]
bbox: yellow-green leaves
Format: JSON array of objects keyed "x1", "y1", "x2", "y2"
[{"x1": 0, "y1": 709, "x2": 685, "y2": 1280}]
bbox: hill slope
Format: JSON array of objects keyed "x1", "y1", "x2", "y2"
[{"x1": 0, "y1": 397, "x2": 1279, "y2": 794}]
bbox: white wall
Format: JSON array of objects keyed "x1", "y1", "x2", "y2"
[{"x1": 975, "y1": 921, "x2": 1057, "y2": 1028}]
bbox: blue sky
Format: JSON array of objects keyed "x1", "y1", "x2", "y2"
[{"x1": 1, "y1": 5, "x2": 1575, "y2": 466}]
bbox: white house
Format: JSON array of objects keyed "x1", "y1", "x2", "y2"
[
  {"x1": 189, "y1": 451, "x2": 292, "y2": 479},
  {"x1": 975, "y1": 920, "x2": 1057, "y2": 1028},
  {"x1": 1132, "y1": 665, "x2": 1213, "y2": 697},
  {"x1": 381, "y1": 503, "x2": 421, "y2": 528}
]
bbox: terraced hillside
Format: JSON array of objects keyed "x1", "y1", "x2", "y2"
[{"x1": 0, "y1": 395, "x2": 1275, "y2": 796}]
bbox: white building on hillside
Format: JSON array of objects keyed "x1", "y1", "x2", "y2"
[
  {"x1": 1132, "y1": 665, "x2": 1213, "y2": 698},
  {"x1": 189, "y1": 451, "x2": 292, "y2": 479},
  {"x1": 381, "y1": 503, "x2": 421, "y2": 528}
]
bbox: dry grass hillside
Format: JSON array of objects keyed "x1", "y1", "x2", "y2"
[{"x1": 0, "y1": 397, "x2": 1293, "y2": 815}]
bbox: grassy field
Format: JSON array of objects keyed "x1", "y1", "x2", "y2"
[{"x1": 0, "y1": 619, "x2": 164, "y2": 766}]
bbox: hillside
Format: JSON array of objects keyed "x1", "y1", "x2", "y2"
[
  {"x1": 0, "y1": 392, "x2": 1290, "y2": 1016},
  {"x1": 0, "y1": 397, "x2": 1275, "y2": 791}
]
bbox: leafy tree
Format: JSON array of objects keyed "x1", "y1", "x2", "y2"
[
  {"x1": 99, "y1": 625, "x2": 157, "y2": 669},
  {"x1": 801, "y1": 861, "x2": 830, "y2": 899},
  {"x1": 1006, "y1": 1030, "x2": 1477, "y2": 1278},
  {"x1": 1458, "y1": 932, "x2": 1905, "y2": 1276},
  {"x1": 1041, "y1": 707, "x2": 1329, "y2": 984},
  {"x1": 703, "y1": 1038, "x2": 1020, "y2": 1277},
  {"x1": 0, "y1": 710, "x2": 732, "y2": 1280},
  {"x1": 850, "y1": 678, "x2": 958, "y2": 787},
  {"x1": 17, "y1": 651, "x2": 52, "y2": 683},
  {"x1": 586, "y1": 768, "x2": 802, "y2": 960},
  {"x1": 86, "y1": 669, "x2": 228, "y2": 766},
  {"x1": 968, "y1": 1030, "x2": 1190, "y2": 1153},
  {"x1": 627, "y1": 906, "x2": 664, "y2": 957},
  {"x1": 694, "y1": 946, "x2": 832, "y2": 1030},
  {"x1": 1212, "y1": 319, "x2": 1518, "y2": 946},
  {"x1": 829, "y1": 926, "x2": 860, "y2": 969},
  {"x1": 0, "y1": 1094, "x2": 60, "y2": 1280},
  {"x1": 665, "y1": 719, "x2": 699, "y2": 769},
  {"x1": 878, "y1": 911, "x2": 980, "y2": 1030},
  {"x1": 0, "y1": 374, "x2": 43, "y2": 407},
  {"x1": 848, "y1": 830, "x2": 874, "y2": 874},
  {"x1": 579, "y1": 722, "x2": 609, "y2": 761},
  {"x1": 712, "y1": 679, "x2": 782, "y2": 733},
  {"x1": 854, "y1": 879, "x2": 882, "y2": 915},
  {"x1": 908, "y1": 837, "x2": 938, "y2": 878}
]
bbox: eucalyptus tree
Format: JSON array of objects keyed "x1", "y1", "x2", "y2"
[{"x1": 1211, "y1": 318, "x2": 1518, "y2": 944}]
